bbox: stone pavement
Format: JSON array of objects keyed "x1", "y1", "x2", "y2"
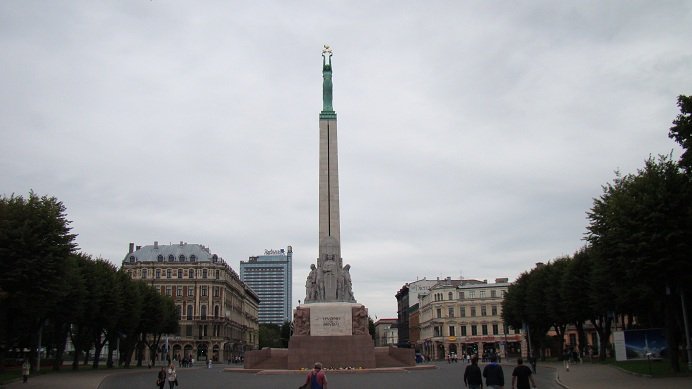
[
  {"x1": 545, "y1": 361, "x2": 692, "y2": 389},
  {"x1": 1, "y1": 367, "x2": 141, "y2": 389},
  {"x1": 2, "y1": 361, "x2": 691, "y2": 389}
]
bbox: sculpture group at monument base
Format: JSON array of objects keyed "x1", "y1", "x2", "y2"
[{"x1": 243, "y1": 302, "x2": 415, "y2": 370}]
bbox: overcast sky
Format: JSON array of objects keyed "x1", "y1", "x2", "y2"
[{"x1": 2, "y1": 1, "x2": 690, "y2": 320}]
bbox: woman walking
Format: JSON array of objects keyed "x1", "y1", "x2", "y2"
[{"x1": 166, "y1": 362, "x2": 178, "y2": 388}]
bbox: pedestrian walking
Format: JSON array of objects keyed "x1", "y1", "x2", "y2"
[
  {"x1": 156, "y1": 367, "x2": 166, "y2": 389},
  {"x1": 482, "y1": 355, "x2": 504, "y2": 389},
  {"x1": 166, "y1": 362, "x2": 178, "y2": 389},
  {"x1": 463, "y1": 356, "x2": 483, "y2": 389},
  {"x1": 511, "y1": 358, "x2": 536, "y2": 389},
  {"x1": 21, "y1": 359, "x2": 30, "y2": 383},
  {"x1": 300, "y1": 362, "x2": 328, "y2": 389}
]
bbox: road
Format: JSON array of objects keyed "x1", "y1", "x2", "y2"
[{"x1": 100, "y1": 361, "x2": 559, "y2": 389}]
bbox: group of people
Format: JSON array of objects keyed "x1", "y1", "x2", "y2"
[
  {"x1": 463, "y1": 355, "x2": 537, "y2": 389},
  {"x1": 156, "y1": 362, "x2": 179, "y2": 389}
]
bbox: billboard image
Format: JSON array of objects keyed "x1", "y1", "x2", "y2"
[{"x1": 614, "y1": 328, "x2": 667, "y2": 361}]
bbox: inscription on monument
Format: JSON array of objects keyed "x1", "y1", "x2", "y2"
[{"x1": 309, "y1": 304, "x2": 354, "y2": 336}]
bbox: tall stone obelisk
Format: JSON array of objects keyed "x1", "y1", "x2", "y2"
[
  {"x1": 316, "y1": 45, "x2": 345, "y2": 302},
  {"x1": 244, "y1": 47, "x2": 414, "y2": 368}
]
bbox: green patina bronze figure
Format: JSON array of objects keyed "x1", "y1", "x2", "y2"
[{"x1": 320, "y1": 44, "x2": 336, "y2": 120}]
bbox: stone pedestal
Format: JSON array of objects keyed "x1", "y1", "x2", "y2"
[{"x1": 287, "y1": 335, "x2": 375, "y2": 369}]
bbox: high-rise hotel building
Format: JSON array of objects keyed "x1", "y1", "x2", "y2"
[{"x1": 240, "y1": 246, "x2": 293, "y2": 325}]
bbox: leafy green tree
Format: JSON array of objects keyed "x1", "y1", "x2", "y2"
[
  {"x1": 544, "y1": 258, "x2": 570, "y2": 357},
  {"x1": 560, "y1": 247, "x2": 594, "y2": 355},
  {"x1": 669, "y1": 95, "x2": 692, "y2": 172},
  {"x1": 280, "y1": 321, "x2": 291, "y2": 347},
  {"x1": 259, "y1": 323, "x2": 282, "y2": 348},
  {"x1": 586, "y1": 155, "x2": 692, "y2": 368},
  {"x1": 0, "y1": 192, "x2": 77, "y2": 372}
]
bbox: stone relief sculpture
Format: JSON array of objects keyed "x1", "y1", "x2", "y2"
[
  {"x1": 293, "y1": 306, "x2": 310, "y2": 336},
  {"x1": 352, "y1": 305, "x2": 368, "y2": 335}
]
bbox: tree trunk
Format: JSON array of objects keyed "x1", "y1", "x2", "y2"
[
  {"x1": 666, "y1": 290, "x2": 681, "y2": 372},
  {"x1": 575, "y1": 321, "x2": 587, "y2": 357},
  {"x1": 590, "y1": 315, "x2": 612, "y2": 361},
  {"x1": 72, "y1": 347, "x2": 80, "y2": 370}
]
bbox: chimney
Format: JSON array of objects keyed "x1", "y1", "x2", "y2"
[
  {"x1": 154, "y1": 241, "x2": 159, "y2": 249},
  {"x1": 136, "y1": 245, "x2": 141, "y2": 250},
  {"x1": 536, "y1": 262, "x2": 545, "y2": 268},
  {"x1": 129, "y1": 243, "x2": 134, "y2": 253},
  {"x1": 180, "y1": 241, "x2": 184, "y2": 247}
]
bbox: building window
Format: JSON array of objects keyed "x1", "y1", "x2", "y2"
[
  {"x1": 213, "y1": 287, "x2": 220, "y2": 297},
  {"x1": 165, "y1": 286, "x2": 172, "y2": 296},
  {"x1": 177, "y1": 286, "x2": 182, "y2": 296},
  {"x1": 202, "y1": 269, "x2": 208, "y2": 279},
  {"x1": 436, "y1": 308, "x2": 442, "y2": 318},
  {"x1": 201, "y1": 286, "x2": 208, "y2": 297},
  {"x1": 157, "y1": 255, "x2": 164, "y2": 262},
  {"x1": 482, "y1": 324, "x2": 488, "y2": 335},
  {"x1": 434, "y1": 326, "x2": 441, "y2": 337},
  {"x1": 166, "y1": 269, "x2": 172, "y2": 279},
  {"x1": 461, "y1": 325, "x2": 467, "y2": 336},
  {"x1": 186, "y1": 305, "x2": 193, "y2": 320},
  {"x1": 189, "y1": 270, "x2": 195, "y2": 279},
  {"x1": 176, "y1": 305, "x2": 182, "y2": 320},
  {"x1": 179, "y1": 255, "x2": 186, "y2": 262},
  {"x1": 479, "y1": 290, "x2": 486, "y2": 298},
  {"x1": 449, "y1": 325, "x2": 456, "y2": 336},
  {"x1": 492, "y1": 324, "x2": 499, "y2": 335},
  {"x1": 155, "y1": 269, "x2": 161, "y2": 279},
  {"x1": 142, "y1": 269, "x2": 148, "y2": 279},
  {"x1": 481, "y1": 305, "x2": 487, "y2": 316},
  {"x1": 214, "y1": 305, "x2": 220, "y2": 319},
  {"x1": 191, "y1": 255, "x2": 197, "y2": 262},
  {"x1": 188, "y1": 287, "x2": 194, "y2": 297},
  {"x1": 178, "y1": 269, "x2": 183, "y2": 278},
  {"x1": 470, "y1": 307, "x2": 476, "y2": 317},
  {"x1": 216, "y1": 270, "x2": 220, "y2": 280},
  {"x1": 201, "y1": 305, "x2": 207, "y2": 320},
  {"x1": 491, "y1": 290, "x2": 497, "y2": 298},
  {"x1": 460, "y1": 306, "x2": 466, "y2": 317},
  {"x1": 491, "y1": 305, "x2": 498, "y2": 316},
  {"x1": 185, "y1": 325, "x2": 192, "y2": 336},
  {"x1": 469, "y1": 291, "x2": 476, "y2": 298},
  {"x1": 129, "y1": 256, "x2": 135, "y2": 263},
  {"x1": 471, "y1": 325, "x2": 477, "y2": 336},
  {"x1": 168, "y1": 254, "x2": 175, "y2": 262},
  {"x1": 458, "y1": 291, "x2": 464, "y2": 299},
  {"x1": 448, "y1": 307, "x2": 454, "y2": 318},
  {"x1": 448, "y1": 292, "x2": 453, "y2": 300}
]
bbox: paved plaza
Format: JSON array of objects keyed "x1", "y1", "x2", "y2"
[{"x1": 3, "y1": 360, "x2": 691, "y2": 389}]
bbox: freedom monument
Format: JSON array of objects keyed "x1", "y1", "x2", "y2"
[{"x1": 244, "y1": 46, "x2": 413, "y2": 369}]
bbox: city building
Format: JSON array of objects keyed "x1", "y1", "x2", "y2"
[
  {"x1": 418, "y1": 277, "x2": 523, "y2": 360},
  {"x1": 395, "y1": 278, "x2": 445, "y2": 349},
  {"x1": 239, "y1": 246, "x2": 293, "y2": 325},
  {"x1": 374, "y1": 318, "x2": 399, "y2": 346},
  {"x1": 121, "y1": 241, "x2": 260, "y2": 362}
]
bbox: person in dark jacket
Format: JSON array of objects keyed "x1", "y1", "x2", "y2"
[
  {"x1": 482, "y1": 354, "x2": 504, "y2": 389},
  {"x1": 463, "y1": 356, "x2": 483, "y2": 389}
]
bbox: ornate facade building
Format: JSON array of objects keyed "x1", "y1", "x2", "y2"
[
  {"x1": 121, "y1": 241, "x2": 260, "y2": 362},
  {"x1": 418, "y1": 277, "x2": 523, "y2": 360}
]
